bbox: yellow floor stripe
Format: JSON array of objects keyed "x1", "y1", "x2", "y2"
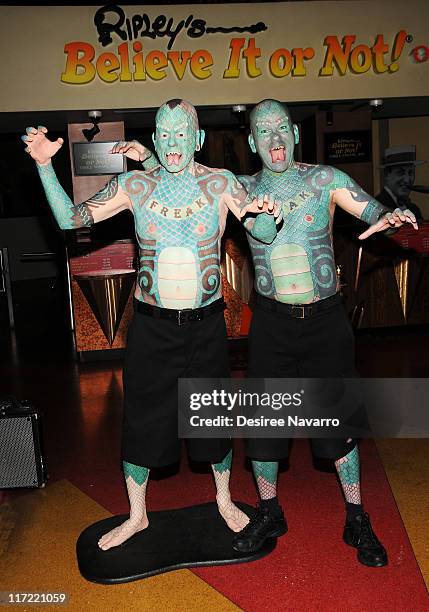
[
  {"x1": 0, "y1": 480, "x2": 242, "y2": 612},
  {"x1": 376, "y1": 439, "x2": 429, "y2": 589}
]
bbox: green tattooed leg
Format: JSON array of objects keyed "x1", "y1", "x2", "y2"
[
  {"x1": 212, "y1": 448, "x2": 232, "y2": 474},
  {"x1": 252, "y1": 460, "x2": 278, "y2": 499},
  {"x1": 98, "y1": 460, "x2": 150, "y2": 551},
  {"x1": 335, "y1": 445, "x2": 362, "y2": 505},
  {"x1": 211, "y1": 450, "x2": 249, "y2": 532},
  {"x1": 123, "y1": 460, "x2": 149, "y2": 486}
]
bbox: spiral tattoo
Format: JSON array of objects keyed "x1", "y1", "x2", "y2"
[
  {"x1": 302, "y1": 165, "x2": 335, "y2": 197},
  {"x1": 308, "y1": 224, "x2": 336, "y2": 297},
  {"x1": 199, "y1": 173, "x2": 229, "y2": 208},
  {"x1": 198, "y1": 229, "x2": 221, "y2": 302},
  {"x1": 123, "y1": 171, "x2": 159, "y2": 208},
  {"x1": 137, "y1": 233, "x2": 156, "y2": 298},
  {"x1": 250, "y1": 239, "x2": 274, "y2": 296}
]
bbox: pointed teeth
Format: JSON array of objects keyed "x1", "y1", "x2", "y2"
[
  {"x1": 269, "y1": 147, "x2": 286, "y2": 162},
  {"x1": 166, "y1": 152, "x2": 182, "y2": 166}
]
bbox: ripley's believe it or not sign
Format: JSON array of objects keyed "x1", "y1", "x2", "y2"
[
  {"x1": 62, "y1": 5, "x2": 417, "y2": 83},
  {"x1": 1, "y1": 1, "x2": 429, "y2": 112}
]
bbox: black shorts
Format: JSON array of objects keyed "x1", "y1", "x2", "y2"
[
  {"x1": 121, "y1": 299, "x2": 231, "y2": 468},
  {"x1": 246, "y1": 293, "x2": 358, "y2": 461}
]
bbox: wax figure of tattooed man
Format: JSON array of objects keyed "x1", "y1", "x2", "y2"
[
  {"x1": 21, "y1": 99, "x2": 282, "y2": 551},
  {"x1": 230, "y1": 99, "x2": 417, "y2": 566}
]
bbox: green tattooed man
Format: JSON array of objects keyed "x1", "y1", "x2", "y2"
[
  {"x1": 21, "y1": 99, "x2": 282, "y2": 551},
  {"x1": 231, "y1": 99, "x2": 417, "y2": 566}
]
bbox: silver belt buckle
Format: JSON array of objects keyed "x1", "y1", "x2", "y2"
[
  {"x1": 177, "y1": 308, "x2": 192, "y2": 325},
  {"x1": 291, "y1": 305, "x2": 306, "y2": 319}
]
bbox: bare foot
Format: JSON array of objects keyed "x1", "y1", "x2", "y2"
[
  {"x1": 217, "y1": 497, "x2": 250, "y2": 532},
  {"x1": 98, "y1": 515, "x2": 149, "y2": 551}
]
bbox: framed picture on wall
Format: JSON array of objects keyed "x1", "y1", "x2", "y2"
[
  {"x1": 72, "y1": 141, "x2": 125, "y2": 176},
  {"x1": 324, "y1": 130, "x2": 372, "y2": 164}
]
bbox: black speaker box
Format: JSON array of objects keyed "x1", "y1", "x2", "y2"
[{"x1": 0, "y1": 396, "x2": 47, "y2": 488}]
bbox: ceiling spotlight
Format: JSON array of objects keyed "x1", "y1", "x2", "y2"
[
  {"x1": 232, "y1": 104, "x2": 246, "y2": 113},
  {"x1": 88, "y1": 110, "x2": 102, "y2": 121},
  {"x1": 369, "y1": 99, "x2": 383, "y2": 108},
  {"x1": 232, "y1": 104, "x2": 247, "y2": 130},
  {"x1": 82, "y1": 110, "x2": 102, "y2": 142}
]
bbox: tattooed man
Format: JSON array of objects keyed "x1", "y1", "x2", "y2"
[
  {"x1": 22, "y1": 99, "x2": 281, "y2": 551},
  {"x1": 231, "y1": 99, "x2": 417, "y2": 565}
]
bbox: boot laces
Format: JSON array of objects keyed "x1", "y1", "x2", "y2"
[
  {"x1": 357, "y1": 513, "x2": 379, "y2": 548},
  {"x1": 241, "y1": 506, "x2": 271, "y2": 535}
]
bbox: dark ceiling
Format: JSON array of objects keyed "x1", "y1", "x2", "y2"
[{"x1": 1, "y1": 96, "x2": 428, "y2": 136}]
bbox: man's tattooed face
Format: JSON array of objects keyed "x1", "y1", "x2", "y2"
[
  {"x1": 153, "y1": 100, "x2": 202, "y2": 173},
  {"x1": 249, "y1": 100, "x2": 298, "y2": 173}
]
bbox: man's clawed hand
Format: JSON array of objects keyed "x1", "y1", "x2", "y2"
[
  {"x1": 21, "y1": 127, "x2": 63, "y2": 166},
  {"x1": 359, "y1": 207, "x2": 418, "y2": 240},
  {"x1": 109, "y1": 140, "x2": 152, "y2": 163},
  {"x1": 240, "y1": 195, "x2": 283, "y2": 225}
]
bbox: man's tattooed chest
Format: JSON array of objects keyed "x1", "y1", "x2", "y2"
[
  {"x1": 133, "y1": 181, "x2": 222, "y2": 309},
  {"x1": 134, "y1": 180, "x2": 219, "y2": 245},
  {"x1": 249, "y1": 179, "x2": 337, "y2": 304}
]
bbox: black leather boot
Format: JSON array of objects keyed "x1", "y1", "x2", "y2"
[
  {"x1": 232, "y1": 505, "x2": 287, "y2": 554},
  {"x1": 343, "y1": 512, "x2": 388, "y2": 567}
]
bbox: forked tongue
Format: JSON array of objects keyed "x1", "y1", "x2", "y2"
[
  {"x1": 167, "y1": 153, "x2": 181, "y2": 166},
  {"x1": 270, "y1": 147, "x2": 285, "y2": 163}
]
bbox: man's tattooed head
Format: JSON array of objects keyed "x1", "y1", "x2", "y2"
[
  {"x1": 249, "y1": 99, "x2": 299, "y2": 173},
  {"x1": 153, "y1": 99, "x2": 205, "y2": 174}
]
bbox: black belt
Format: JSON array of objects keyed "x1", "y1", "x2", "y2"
[
  {"x1": 133, "y1": 297, "x2": 225, "y2": 325},
  {"x1": 255, "y1": 292, "x2": 342, "y2": 319}
]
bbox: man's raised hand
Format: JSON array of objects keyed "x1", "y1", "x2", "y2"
[
  {"x1": 21, "y1": 127, "x2": 63, "y2": 166},
  {"x1": 358, "y1": 207, "x2": 418, "y2": 240},
  {"x1": 240, "y1": 195, "x2": 283, "y2": 225},
  {"x1": 109, "y1": 140, "x2": 151, "y2": 162}
]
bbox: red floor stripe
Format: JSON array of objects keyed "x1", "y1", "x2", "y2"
[
  {"x1": 65, "y1": 436, "x2": 427, "y2": 611},
  {"x1": 4, "y1": 362, "x2": 427, "y2": 610},
  {"x1": 193, "y1": 440, "x2": 429, "y2": 612}
]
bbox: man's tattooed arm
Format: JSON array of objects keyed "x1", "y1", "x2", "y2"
[
  {"x1": 36, "y1": 163, "x2": 131, "y2": 229},
  {"x1": 237, "y1": 174, "x2": 258, "y2": 193},
  {"x1": 331, "y1": 168, "x2": 388, "y2": 225},
  {"x1": 236, "y1": 173, "x2": 278, "y2": 243},
  {"x1": 222, "y1": 172, "x2": 281, "y2": 243},
  {"x1": 142, "y1": 155, "x2": 159, "y2": 171},
  {"x1": 331, "y1": 168, "x2": 418, "y2": 239}
]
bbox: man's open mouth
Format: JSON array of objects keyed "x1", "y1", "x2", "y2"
[
  {"x1": 270, "y1": 146, "x2": 285, "y2": 163},
  {"x1": 166, "y1": 152, "x2": 182, "y2": 166}
]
